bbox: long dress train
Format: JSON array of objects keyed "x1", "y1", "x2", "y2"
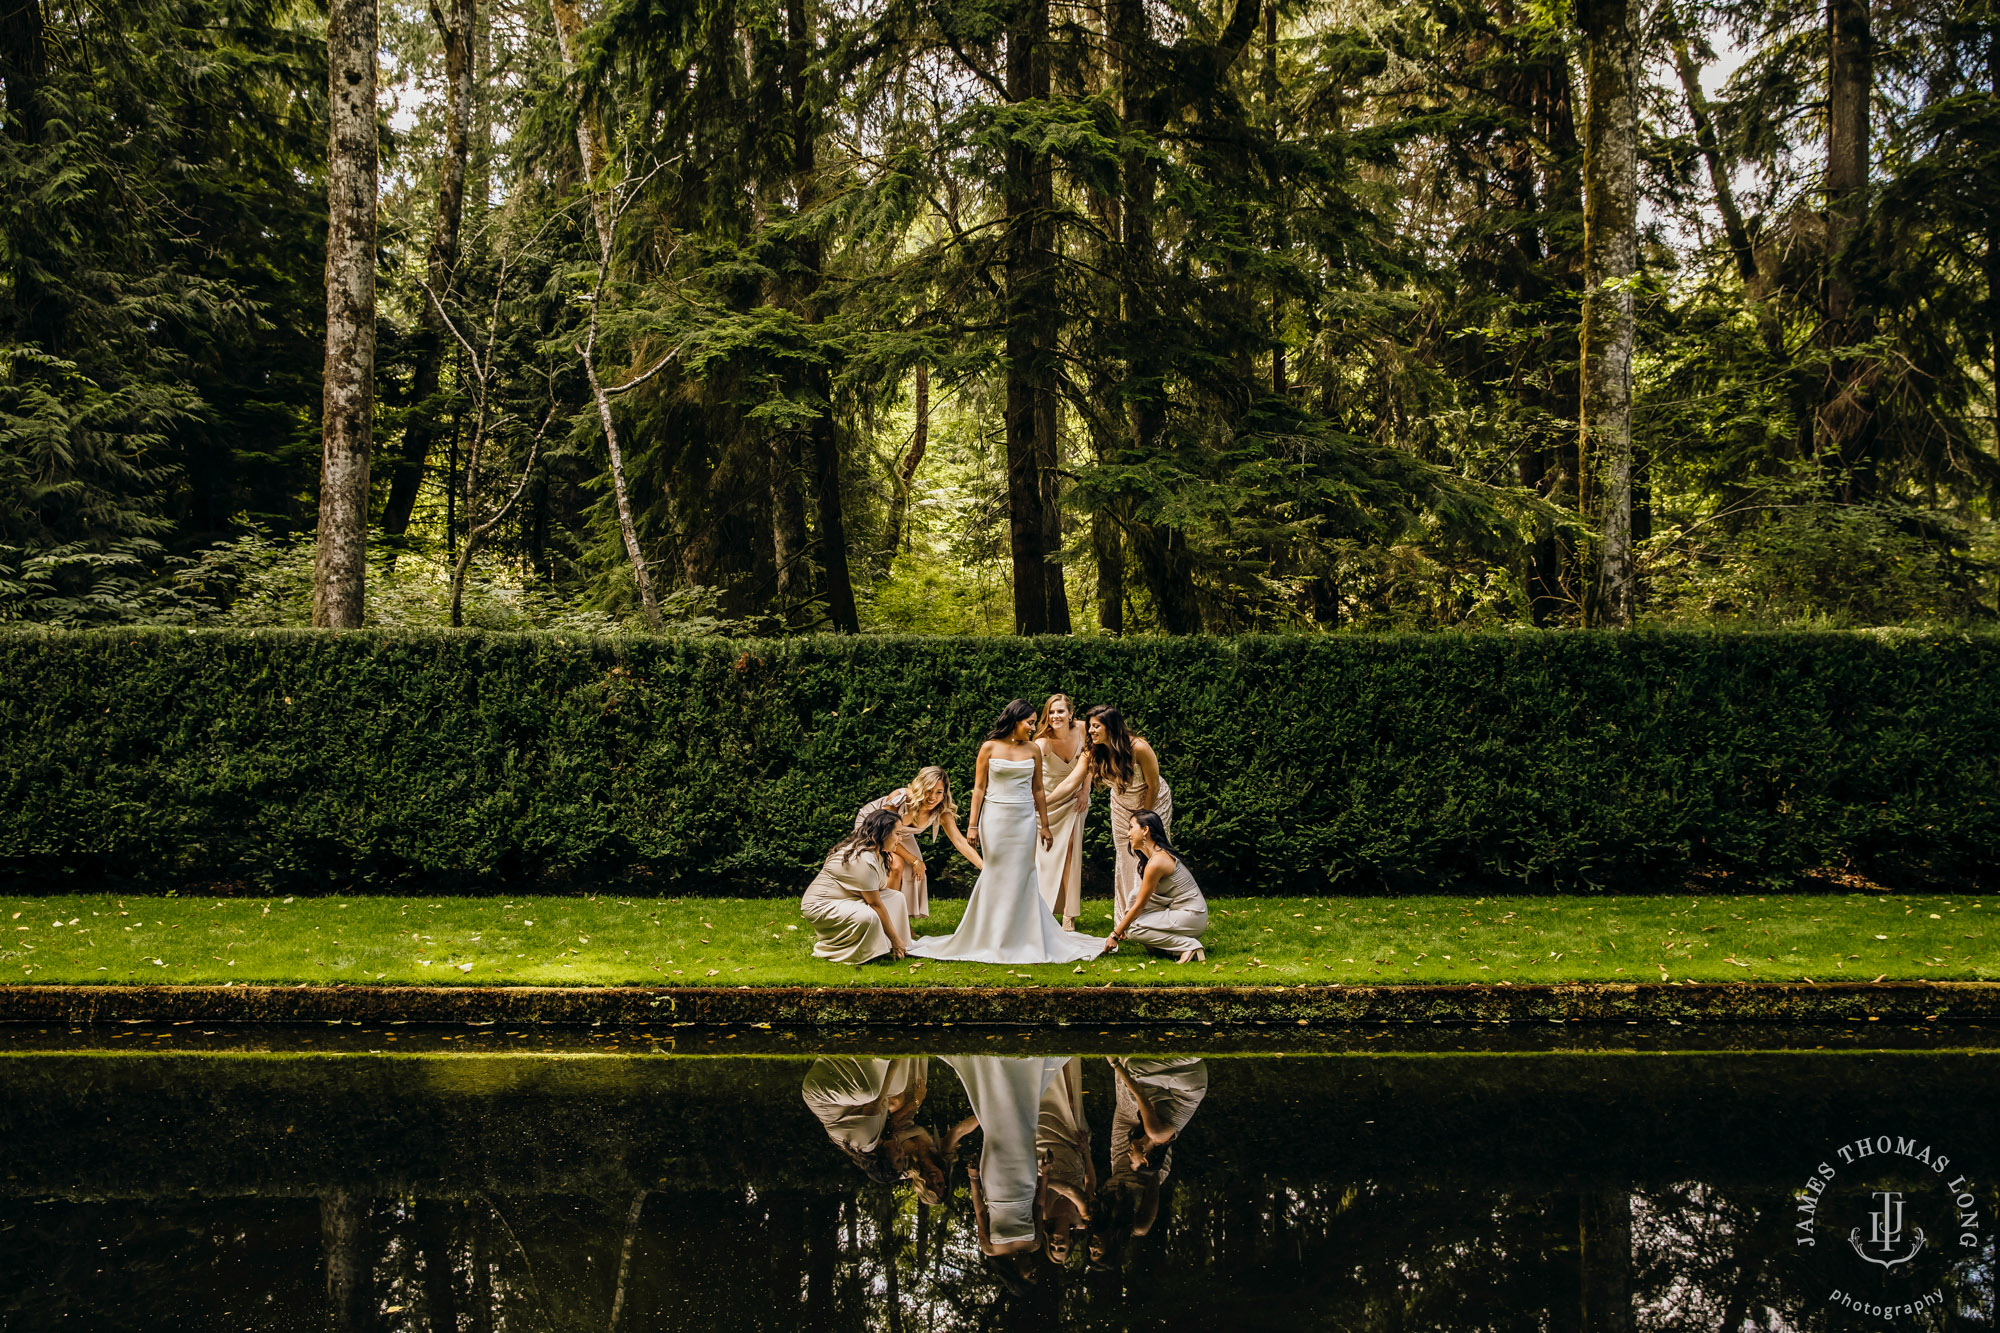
[
  {"x1": 908, "y1": 757, "x2": 1100, "y2": 965},
  {"x1": 1108, "y1": 774, "x2": 1174, "y2": 919},
  {"x1": 1035, "y1": 742, "x2": 1089, "y2": 920}
]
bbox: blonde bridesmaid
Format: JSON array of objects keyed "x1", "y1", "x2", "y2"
[
  {"x1": 1036, "y1": 1055, "x2": 1095, "y2": 1267},
  {"x1": 801, "y1": 809, "x2": 917, "y2": 964},
  {"x1": 1033, "y1": 695, "x2": 1092, "y2": 930},
  {"x1": 1085, "y1": 705, "x2": 1174, "y2": 919},
  {"x1": 854, "y1": 765, "x2": 982, "y2": 919}
]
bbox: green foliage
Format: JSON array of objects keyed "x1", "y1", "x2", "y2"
[{"x1": 3, "y1": 628, "x2": 1995, "y2": 896}]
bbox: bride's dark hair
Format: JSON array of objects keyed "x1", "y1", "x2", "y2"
[
  {"x1": 985, "y1": 698, "x2": 1038, "y2": 741},
  {"x1": 834, "y1": 808, "x2": 903, "y2": 864},
  {"x1": 1086, "y1": 705, "x2": 1135, "y2": 786}
]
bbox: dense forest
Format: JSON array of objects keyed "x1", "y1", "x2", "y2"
[{"x1": 2, "y1": 0, "x2": 1997, "y2": 634}]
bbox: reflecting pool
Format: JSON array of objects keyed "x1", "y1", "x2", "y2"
[{"x1": 0, "y1": 1024, "x2": 1995, "y2": 1330}]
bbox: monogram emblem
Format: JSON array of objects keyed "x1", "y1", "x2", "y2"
[{"x1": 1848, "y1": 1190, "x2": 1926, "y2": 1270}]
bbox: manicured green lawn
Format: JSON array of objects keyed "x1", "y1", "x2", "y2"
[{"x1": 6, "y1": 892, "x2": 1996, "y2": 987}]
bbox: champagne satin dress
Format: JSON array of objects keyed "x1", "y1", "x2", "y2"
[
  {"x1": 1035, "y1": 738, "x2": 1090, "y2": 920},
  {"x1": 907, "y1": 757, "x2": 1101, "y2": 964},
  {"x1": 801, "y1": 1057, "x2": 922, "y2": 1156},
  {"x1": 854, "y1": 788, "x2": 932, "y2": 918},
  {"x1": 800, "y1": 847, "x2": 907, "y2": 964},
  {"x1": 1107, "y1": 770, "x2": 1174, "y2": 918},
  {"x1": 1121, "y1": 855, "x2": 1208, "y2": 954}
]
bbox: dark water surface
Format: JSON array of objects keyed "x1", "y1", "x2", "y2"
[{"x1": 1, "y1": 1023, "x2": 1996, "y2": 1331}]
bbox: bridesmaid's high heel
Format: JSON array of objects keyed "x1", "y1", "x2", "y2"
[{"x1": 1176, "y1": 947, "x2": 1205, "y2": 965}]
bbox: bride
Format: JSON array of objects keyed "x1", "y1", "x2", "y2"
[{"x1": 908, "y1": 700, "x2": 1102, "y2": 965}]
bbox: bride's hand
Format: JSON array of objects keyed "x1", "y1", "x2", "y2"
[
  {"x1": 966, "y1": 825, "x2": 980, "y2": 846},
  {"x1": 1039, "y1": 825, "x2": 1053, "y2": 849},
  {"x1": 893, "y1": 943, "x2": 908, "y2": 960}
]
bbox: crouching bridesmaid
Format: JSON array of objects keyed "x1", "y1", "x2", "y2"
[
  {"x1": 1103, "y1": 810, "x2": 1209, "y2": 964},
  {"x1": 803, "y1": 810, "x2": 916, "y2": 965}
]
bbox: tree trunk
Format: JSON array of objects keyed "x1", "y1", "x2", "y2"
[
  {"x1": 1131, "y1": 522, "x2": 1202, "y2": 633},
  {"x1": 312, "y1": 0, "x2": 378, "y2": 629},
  {"x1": 1665, "y1": 16, "x2": 1755, "y2": 289},
  {"x1": 549, "y1": 0, "x2": 613, "y2": 258},
  {"x1": 1579, "y1": 0, "x2": 1638, "y2": 626},
  {"x1": 415, "y1": 1199, "x2": 459, "y2": 1333},
  {"x1": 1264, "y1": 0, "x2": 1286, "y2": 399},
  {"x1": 1578, "y1": 1191, "x2": 1634, "y2": 1333},
  {"x1": 1004, "y1": 0, "x2": 1051, "y2": 634},
  {"x1": 1991, "y1": 34, "x2": 2000, "y2": 455},
  {"x1": 554, "y1": 0, "x2": 662, "y2": 627},
  {"x1": 1093, "y1": 506, "x2": 1124, "y2": 634},
  {"x1": 770, "y1": 435, "x2": 809, "y2": 618},
  {"x1": 1820, "y1": 0, "x2": 1874, "y2": 482},
  {"x1": 383, "y1": 0, "x2": 476, "y2": 543},
  {"x1": 0, "y1": 0, "x2": 54, "y2": 352},
  {"x1": 784, "y1": 0, "x2": 859, "y2": 633},
  {"x1": 803, "y1": 404, "x2": 860, "y2": 632},
  {"x1": 321, "y1": 1192, "x2": 374, "y2": 1333},
  {"x1": 883, "y1": 364, "x2": 928, "y2": 558}
]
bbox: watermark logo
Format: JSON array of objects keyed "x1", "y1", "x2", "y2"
[
  {"x1": 1793, "y1": 1133, "x2": 1987, "y2": 1326},
  {"x1": 1852, "y1": 1191, "x2": 1924, "y2": 1270}
]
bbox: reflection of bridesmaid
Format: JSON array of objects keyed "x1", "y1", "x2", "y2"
[
  {"x1": 1089, "y1": 1057, "x2": 1209, "y2": 1267},
  {"x1": 940, "y1": 1055, "x2": 1070, "y2": 1257},
  {"x1": 1033, "y1": 696, "x2": 1093, "y2": 931},
  {"x1": 801, "y1": 1056, "x2": 947, "y2": 1203},
  {"x1": 1036, "y1": 1057, "x2": 1095, "y2": 1267},
  {"x1": 853, "y1": 765, "x2": 983, "y2": 919},
  {"x1": 1085, "y1": 706, "x2": 1174, "y2": 919},
  {"x1": 800, "y1": 810, "x2": 915, "y2": 964}
]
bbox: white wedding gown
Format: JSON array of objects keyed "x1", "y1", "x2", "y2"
[
  {"x1": 908, "y1": 756, "x2": 1102, "y2": 964},
  {"x1": 942, "y1": 1055, "x2": 1070, "y2": 1246}
]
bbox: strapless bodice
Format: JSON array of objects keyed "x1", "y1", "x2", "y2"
[{"x1": 985, "y1": 755, "x2": 1036, "y2": 804}]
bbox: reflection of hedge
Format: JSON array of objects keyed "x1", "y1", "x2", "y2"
[
  {"x1": 4, "y1": 1050, "x2": 1997, "y2": 1196},
  {"x1": 1, "y1": 628, "x2": 1995, "y2": 895}
]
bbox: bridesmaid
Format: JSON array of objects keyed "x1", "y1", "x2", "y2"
[
  {"x1": 801, "y1": 1056, "x2": 948, "y2": 1203},
  {"x1": 1088, "y1": 1056, "x2": 1209, "y2": 1269},
  {"x1": 854, "y1": 765, "x2": 983, "y2": 919},
  {"x1": 1103, "y1": 809, "x2": 1209, "y2": 963},
  {"x1": 1033, "y1": 695, "x2": 1092, "y2": 931},
  {"x1": 1035, "y1": 1055, "x2": 1095, "y2": 1267},
  {"x1": 1085, "y1": 705, "x2": 1174, "y2": 919},
  {"x1": 800, "y1": 809, "x2": 916, "y2": 965}
]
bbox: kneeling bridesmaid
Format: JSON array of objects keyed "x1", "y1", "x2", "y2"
[
  {"x1": 803, "y1": 810, "x2": 915, "y2": 965},
  {"x1": 1103, "y1": 810, "x2": 1209, "y2": 964}
]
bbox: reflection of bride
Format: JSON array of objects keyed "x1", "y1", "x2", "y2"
[
  {"x1": 939, "y1": 1054, "x2": 1073, "y2": 1258},
  {"x1": 800, "y1": 1057, "x2": 946, "y2": 1203},
  {"x1": 908, "y1": 700, "x2": 1101, "y2": 966},
  {"x1": 1090, "y1": 1057, "x2": 1209, "y2": 1267}
]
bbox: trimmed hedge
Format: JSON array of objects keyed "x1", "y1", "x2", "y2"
[{"x1": 1, "y1": 628, "x2": 1996, "y2": 896}]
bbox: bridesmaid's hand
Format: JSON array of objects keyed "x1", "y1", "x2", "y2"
[
  {"x1": 1039, "y1": 824, "x2": 1053, "y2": 849},
  {"x1": 966, "y1": 825, "x2": 980, "y2": 846},
  {"x1": 893, "y1": 943, "x2": 908, "y2": 960}
]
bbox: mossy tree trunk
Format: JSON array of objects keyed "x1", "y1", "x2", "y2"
[
  {"x1": 1579, "y1": 0, "x2": 1638, "y2": 626},
  {"x1": 313, "y1": 0, "x2": 378, "y2": 629}
]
